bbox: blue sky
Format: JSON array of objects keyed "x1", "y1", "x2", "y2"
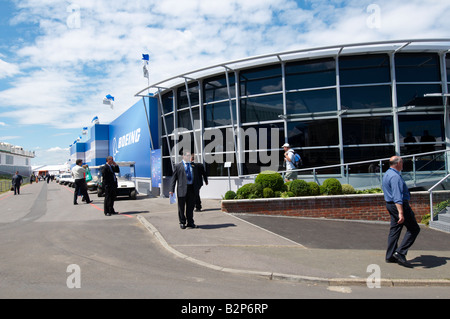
[{"x1": 1, "y1": 0, "x2": 449, "y2": 165}]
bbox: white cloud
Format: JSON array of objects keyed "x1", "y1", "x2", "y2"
[
  {"x1": 1, "y1": 0, "x2": 450, "y2": 134},
  {"x1": 0, "y1": 59, "x2": 20, "y2": 79}
]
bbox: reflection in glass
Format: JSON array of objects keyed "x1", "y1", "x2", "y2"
[
  {"x1": 286, "y1": 89, "x2": 337, "y2": 114},
  {"x1": 204, "y1": 101, "x2": 236, "y2": 127},
  {"x1": 240, "y1": 65, "x2": 282, "y2": 96},
  {"x1": 287, "y1": 120, "x2": 338, "y2": 147},
  {"x1": 203, "y1": 74, "x2": 236, "y2": 103},
  {"x1": 395, "y1": 53, "x2": 440, "y2": 82},
  {"x1": 339, "y1": 54, "x2": 390, "y2": 85},
  {"x1": 240, "y1": 94, "x2": 283, "y2": 123},
  {"x1": 285, "y1": 58, "x2": 335, "y2": 90},
  {"x1": 340, "y1": 86, "x2": 391, "y2": 110},
  {"x1": 342, "y1": 117, "x2": 394, "y2": 145},
  {"x1": 177, "y1": 83, "x2": 200, "y2": 109}
]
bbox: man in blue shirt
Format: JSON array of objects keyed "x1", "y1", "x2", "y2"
[{"x1": 382, "y1": 156, "x2": 420, "y2": 266}]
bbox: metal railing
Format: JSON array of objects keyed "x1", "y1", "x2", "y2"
[
  {"x1": 428, "y1": 173, "x2": 450, "y2": 218},
  {"x1": 242, "y1": 149, "x2": 450, "y2": 191}
]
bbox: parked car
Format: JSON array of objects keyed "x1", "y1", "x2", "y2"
[
  {"x1": 58, "y1": 173, "x2": 72, "y2": 186},
  {"x1": 96, "y1": 161, "x2": 137, "y2": 199}
]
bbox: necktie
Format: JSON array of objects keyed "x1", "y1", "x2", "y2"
[{"x1": 186, "y1": 163, "x2": 192, "y2": 183}]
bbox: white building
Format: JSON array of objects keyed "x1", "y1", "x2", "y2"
[{"x1": 0, "y1": 142, "x2": 35, "y2": 178}]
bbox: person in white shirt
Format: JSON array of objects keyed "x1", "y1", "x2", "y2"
[
  {"x1": 283, "y1": 143, "x2": 298, "y2": 182},
  {"x1": 71, "y1": 159, "x2": 92, "y2": 205}
]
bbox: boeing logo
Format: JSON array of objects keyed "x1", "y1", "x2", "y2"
[{"x1": 113, "y1": 128, "x2": 141, "y2": 156}]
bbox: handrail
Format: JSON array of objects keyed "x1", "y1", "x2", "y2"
[
  {"x1": 241, "y1": 149, "x2": 450, "y2": 179},
  {"x1": 428, "y1": 173, "x2": 450, "y2": 218}
]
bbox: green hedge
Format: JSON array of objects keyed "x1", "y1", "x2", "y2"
[{"x1": 225, "y1": 172, "x2": 380, "y2": 200}]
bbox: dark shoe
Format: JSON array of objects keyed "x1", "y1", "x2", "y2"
[
  {"x1": 180, "y1": 224, "x2": 186, "y2": 229},
  {"x1": 86, "y1": 200, "x2": 93, "y2": 204},
  {"x1": 385, "y1": 257, "x2": 397, "y2": 263},
  {"x1": 187, "y1": 224, "x2": 198, "y2": 229},
  {"x1": 74, "y1": 202, "x2": 78, "y2": 205},
  {"x1": 105, "y1": 213, "x2": 111, "y2": 216},
  {"x1": 195, "y1": 208, "x2": 202, "y2": 212},
  {"x1": 393, "y1": 252, "x2": 408, "y2": 265}
]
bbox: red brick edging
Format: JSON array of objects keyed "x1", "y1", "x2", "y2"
[{"x1": 221, "y1": 191, "x2": 450, "y2": 222}]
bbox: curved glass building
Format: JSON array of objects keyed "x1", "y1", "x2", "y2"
[{"x1": 136, "y1": 39, "x2": 450, "y2": 195}]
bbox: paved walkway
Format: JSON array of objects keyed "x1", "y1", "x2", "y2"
[{"x1": 129, "y1": 197, "x2": 450, "y2": 287}]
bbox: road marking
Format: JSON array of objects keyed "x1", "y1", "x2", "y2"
[{"x1": 61, "y1": 185, "x2": 133, "y2": 218}]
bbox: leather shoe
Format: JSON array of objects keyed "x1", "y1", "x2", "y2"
[
  {"x1": 393, "y1": 252, "x2": 408, "y2": 265},
  {"x1": 180, "y1": 224, "x2": 186, "y2": 229},
  {"x1": 105, "y1": 213, "x2": 111, "y2": 216},
  {"x1": 187, "y1": 224, "x2": 198, "y2": 229}
]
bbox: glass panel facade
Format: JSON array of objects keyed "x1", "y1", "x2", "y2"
[
  {"x1": 396, "y1": 84, "x2": 442, "y2": 107},
  {"x1": 287, "y1": 119, "x2": 338, "y2": 147},
  {"x1": 340, "y1": 85, "x2": 392, "y2": 110},
  {"x1": 203, "y1": 73, "x2": 236, "y2": 103},
  {"x1": 240, "y1": 94, "x2": 283, "y2": 123},
  {"x1": 204, "y1": 101, "x2": 236, "y2": 127},
  {"x1": 157, "y1": 49, "x2": 449, "y2": 180},
  {"x1": 177, "y1": 83, "x2": 200, "y2": 109},
  {"x1": 395, "y1": 53, "x2": 441, "y2": 82},
  {"x1": 285, "y1": 58, "x2": 335, "y2": 90},
  {"x1": 342, "y1": 117, "x2": 394, "y2": 145},
  {"x1": 177, "y1": 108, "x2": 199, "y2": 131},
  {"x1": 340, "y1": 54, "x2": 390, "y2": 85},
  {"x1": 239, "y1": 65, "x2": 282, "y2": 96},
  {"x1": 162, "y1": 92, "x2": 173, "y2": 114},
  {"x1": 399, "y1": 115, "x2": 444, "y2": 154},
  {"x1": 286, "y1": 89, "x2": 337, "y2": 114}
]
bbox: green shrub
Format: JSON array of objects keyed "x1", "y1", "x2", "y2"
[
  {"x1": 308, "y1": 182, "x2": 320, "y2": 196},
  {"x1": 255, "y1": 170, "x2": 284, "y2": 192},
  {"x1": 341, "y1": 184, "x2": 356, "y2": 194},
  {"x1": 289, "y1": 179, "x2": 310, "y2": 196},
  {"x1": 356, "y1": 188, "x2": 383, "y2": 194},
  {"x1": 236, "y1": 183, "x2": 263, "y2": 199},
  {"x1": 274, "y1": 191, "x2": 282, "y2": 198},
  {"x1": 236, "y1": 183, "x2": 253, "y2": 199},
  {"x1": 281, "y1": 191, "x2": 295, "y2": 198},
  {"x1": 263, "y1": 187, "x2": 274, "y2": 198},
  {"x1": 322, "y1": 178, "x2": 342, "y2": 195},
  {"x1": 224, "y1": 190, "x2": 236, "y2": 200}
]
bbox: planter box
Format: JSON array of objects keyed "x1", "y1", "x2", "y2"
[{"x1": 221, "y1": 191, "x2": 450, "y2": 222}]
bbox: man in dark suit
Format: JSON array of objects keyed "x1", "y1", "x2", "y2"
[
  {"x1": 102, "y1": 156, "x2": 120, "y2": 216},
  {"x1": 11, "y1": 171, "x2": 23, "y2": 195},
  {"x1": 191, "y1": 153, "x2": 208, "y2": 212},
  {"x1": 170, "y1": 152, "x2": 198, "y2": 229}
]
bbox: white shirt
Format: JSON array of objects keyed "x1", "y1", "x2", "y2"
[
  {"x1": 72, "y1": 165, "x2": 86, "y2": 180},
  {"x1": 285, "y1": 150, "x2": 295, "y2": 170}
]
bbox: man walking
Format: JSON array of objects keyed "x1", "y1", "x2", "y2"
[
  {"x1": 72, "y1": 159, "x2": 92, "y2": 205},
  {"x1": 382, "y1": 156, "x2": 420, "y2": 266},
  {"x1": 170, "y1": 152, "x2": 198, "y2": 229},
  {"x1": 11, "y1": 171, "x2": 23, "y2": 195},
  {"x1": 102, "y1": 156, "x2": 120, "y2": 216},
  {"x1": 282, "y1": 143, "x2": 298, "y2": 182}
]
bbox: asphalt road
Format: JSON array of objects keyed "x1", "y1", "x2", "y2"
[{"x1": 1, "y1": 181, "x2": 449, "y2": 302}]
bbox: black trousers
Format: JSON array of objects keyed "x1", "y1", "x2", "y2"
[
  {"x1": 178, "y1": 184, "x2": 195, "y2": 226},
  {"x1": 13, "y1": 185, "x2": 20, "y2": 195},
  {"x1": 104, "y1": 185, "x2": 117, "y2": 215},
  {"x1": 385, "y1": 201, "x2": 420, "y2": 260},
  {"x1": 74, "y1": 179, "x2": 90, "y2": 204}
]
